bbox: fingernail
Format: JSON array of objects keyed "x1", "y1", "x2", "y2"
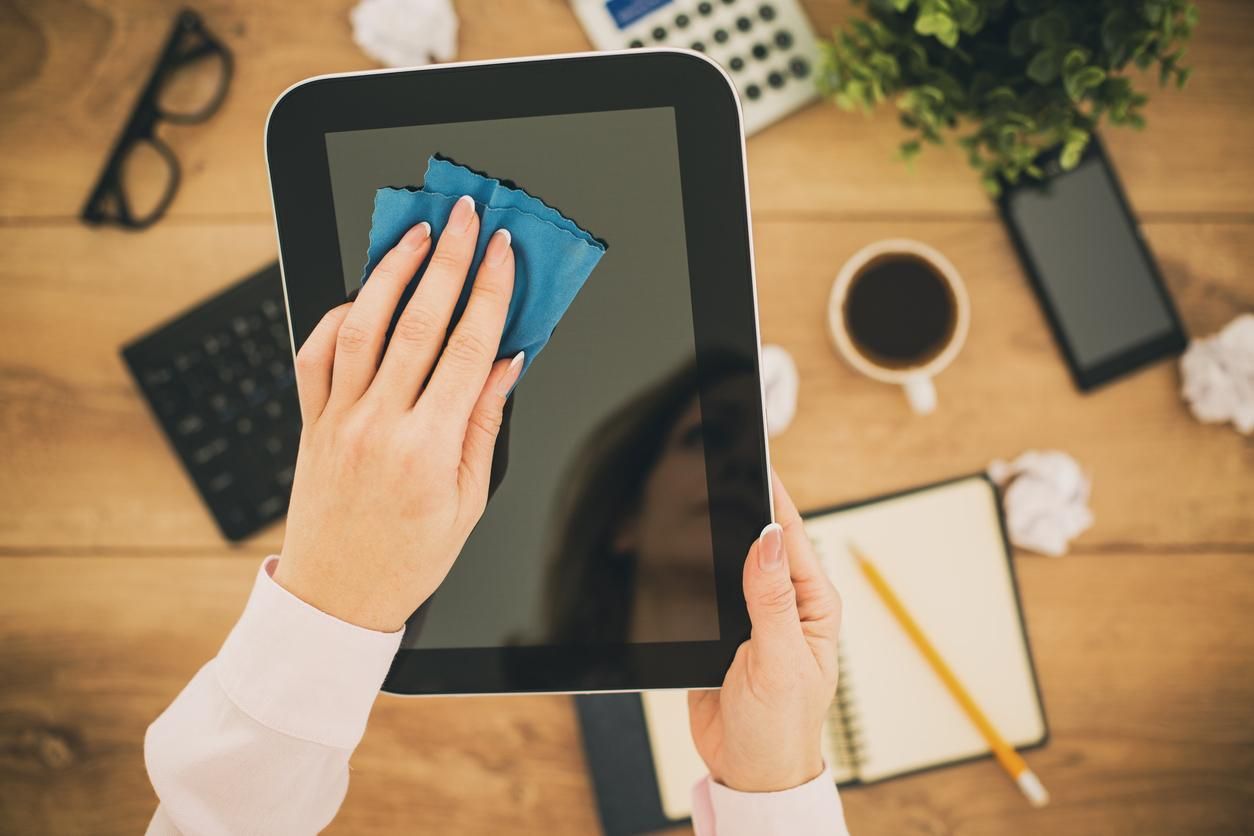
[
  {"x1": 450, "y1": 194, "x2": 476, "y2": 232},
  {"x1": 497, "y1": 351, "x2": 525, "y2": 396},
  {"x1": 485, "y1": 228, "x2": 512, "y2": 265},
  {"x1": 398, "y1": 221, "x2": 430, "y2": 251},
  {"x1": 758, "y1": 523, "x2": 784, "y2": 571}
]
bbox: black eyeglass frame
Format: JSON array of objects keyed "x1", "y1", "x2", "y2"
[{"x1": 80, "y1": 9, "x2": 234, "y2": 229}]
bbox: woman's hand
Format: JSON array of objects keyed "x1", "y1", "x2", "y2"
[
  {"x1": 688, "y1": 474, "x2": 842, "y2": 792},
  {"x1": 275, "y1": 195, "x2": 523, "y2": 632}
]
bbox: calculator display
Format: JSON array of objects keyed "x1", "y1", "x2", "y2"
[{"x1": 606, "y1": 0, "x2": 674, "y2": 29}]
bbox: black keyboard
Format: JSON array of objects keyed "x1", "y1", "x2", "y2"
[{"x1": 123, "y1": 262, "x2": 301, "y2": 541}]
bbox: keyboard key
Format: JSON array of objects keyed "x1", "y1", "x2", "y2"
[
  {"x1": 774, "y1": 29, "x2": 793, "y2": 49},
  {"x1": 752, "y1": 42, "x2": 769, "y2": 60},
  {"x1": 193, "y1": 437, "x2": 229, "y2": 464},
  {"x1": 143, "y1": 366, "x2": 173, "y2": 387},
  {"x1": 176, "y1": 414, "x2": 204, "y2": 436},
  {"x1": 256, "y1": 495, "x2": 284, "y2": 518},
  {"x1": 767, "y1": 70, "x2": 786, "y2": 88},
  {"x1": 745, "y1": 83, "x2": 762, "y2": 99},
  {"x1": 207, "y1": 471, "x2": 234, "y2": 493}
]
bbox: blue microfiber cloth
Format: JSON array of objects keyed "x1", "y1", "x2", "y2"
[{"x1": 361, "y1": 156, "x2": 608, "y2": 378}]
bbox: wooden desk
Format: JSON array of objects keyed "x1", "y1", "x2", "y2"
[{"x1": 1, "y1": 1, "x2": 1251, "y2": 833}]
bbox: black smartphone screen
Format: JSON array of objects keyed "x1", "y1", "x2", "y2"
[{"x1": 999, "y1": 138, "x2": 1186, "y2": 390}]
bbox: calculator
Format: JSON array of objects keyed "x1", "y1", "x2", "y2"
[{"x1": 572, "y1": 0, "x2": 822, "y2": 135}]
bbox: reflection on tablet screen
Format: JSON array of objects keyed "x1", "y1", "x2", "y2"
[{"x1": 323, "y1": 107, "x2": 749, "y2": 649}]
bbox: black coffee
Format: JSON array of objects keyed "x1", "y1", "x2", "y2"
[{"x1": 842, "y1": 254, "x2": 957, "y2": 369}]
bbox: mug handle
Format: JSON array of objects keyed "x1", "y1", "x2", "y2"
[{"x1": 903, "y1": 376, "x2": 937, "y2": 415}]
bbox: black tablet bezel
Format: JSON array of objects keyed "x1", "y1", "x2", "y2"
[
  {"x1": 996, "y1": 135, "x2": 1187, "y2": 392},
  {"x1": 266, "y1": 50, "x2": 768, "y2": 695}
]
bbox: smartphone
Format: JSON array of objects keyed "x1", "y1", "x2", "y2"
[{"x1": 997, "y1": 136, "x2": 1187, "y2": 391}]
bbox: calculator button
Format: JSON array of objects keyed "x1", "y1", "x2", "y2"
[
  {"x1": 774, "y1": 29, "x2": 793, "y2": 49},
  {"x1": 789, "y1": 56, "x2": 810, "y2": 77},
  {"x1": 767, "y1": 70, "x2": 786, "y2": 88},
  {"x1": 729, "y1": 56, "x2": 745, "y2": 71},
  {"x1": 652, "y1": 26, "x2": 667, "y2": 40},
  {"x1": 675, "y1": 13, "x2": 690, "y2": 28},
  {"x1": 713, "y1": 28, "x2": 729, "y2": 43},
  {"x1": 745, "y1": 83, "x2": 762, "y2": 99},
  {"x1": 628, "y1": 38, "x2": 644, "y2": 48},
  {"x1": 690, "y1": 40, "x2": 706, "y2": 52},
  {"x1": 759, "y1": 4, "x2": 776, "y2": 21},
  {"x1": 698, "y1": 1, "x2": 713, "y2": 14},
  {"x1": 751, "y1": 42, "x2": 768, "y2": 60},
  {"x1": 736, "y1": 15, "x2": 752, "y2": 31}
]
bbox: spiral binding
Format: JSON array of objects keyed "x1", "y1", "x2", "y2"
[
  {"x1": 809, "y1": 532, "x2": 867, "y2": 777},
  {"x1": 827, "y1": 643, "x2": 866, "y2": 775}
]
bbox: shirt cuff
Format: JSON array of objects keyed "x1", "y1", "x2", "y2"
[
  {"x1": 213, "y1": 556, "x2": 404, "y2": 750},
  {"x1": 692, "y1": 767, "x2": 846, "y2": 836}
]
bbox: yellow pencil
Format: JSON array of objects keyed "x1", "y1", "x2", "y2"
[{"x1": 848, "y1": 542, "x2": 1050, "y2": 808}]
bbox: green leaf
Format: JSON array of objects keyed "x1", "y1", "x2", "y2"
[
  {"x1": 1027, "y1": 48, "x2": 1060, "y2": 84},
  {"x1": 1063, "y1": 48, "x2": 1089, "y2": 74},
  {"x1": 1059, "y1": 131, "x2": 1089, "y2": 169},
  {"x1": 1065, "y1": 66, "x2": 1106, "y2": 101},
  {"x1": 1030, "y1": 12, "x2": 1069, "y2": 46}
]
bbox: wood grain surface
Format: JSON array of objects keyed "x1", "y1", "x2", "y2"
[{"x1": 1, "y1": 0, "x2": 1251, "y2": 834}]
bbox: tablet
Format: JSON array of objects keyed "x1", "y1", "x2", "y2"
[{"x1": 266, "y1": 50, "x2": 771, "y2": 695}]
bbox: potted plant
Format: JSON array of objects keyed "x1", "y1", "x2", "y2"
[{"x1": 818, "y1": 0, "x2": 1198, "y2": 191}]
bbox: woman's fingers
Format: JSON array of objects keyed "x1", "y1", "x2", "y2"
[
  {"x1": 458, "y1": 351, "x2": 525, "y2": 500},
  {"x1": 771, "y1": 473, "x2": 842, "y2": 636},
  {"x1": 373, "y1": 195, "x2": 482, "y2": 409},
  {"x1": 422, "y1": 227, "x2": 516, "y2": 427},
  {"x1": 293, "y1": 303, "x2": 351, "y2": 424},
  {"x1": 324, "y1": 221, "x2": 432, "y2": 412}
]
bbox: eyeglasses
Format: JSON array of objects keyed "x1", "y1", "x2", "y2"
[{"x1": 81, "y1": 9, "x2": 234, "y2": 229}]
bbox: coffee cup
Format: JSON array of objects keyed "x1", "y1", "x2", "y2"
[{"x1": 827, "y1": 239, "x2": 970, "y2": 415}]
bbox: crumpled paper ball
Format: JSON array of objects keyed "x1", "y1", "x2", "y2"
[
  {"x1": 1180, "y1": 313, "x2": 1254, "y2": 435},
  {"x1": 761, "y1": 344, "x2": 799, "y2": 437},
  {"x1": 350, "y1": 0, "x2": 458, "y2": 68},
  {"x1": 988, "y1": 450, "x2": 1093, "y2": 557}
]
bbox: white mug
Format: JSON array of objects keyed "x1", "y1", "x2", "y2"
[{"x1": 827, "y1": 239, "x2": 970, "y2": 415}]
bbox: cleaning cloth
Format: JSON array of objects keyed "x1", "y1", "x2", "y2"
[{"x1": 361, "y1": 156, "x2": 608, "y2": 378}]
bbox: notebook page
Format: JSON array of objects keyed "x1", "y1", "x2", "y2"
[
  {"x1": 641, "y1": 690, "x2": 705, "y2": 821},
  {"x1": 806, "y1": 477, "x2": 1045, "y2": 782},
  {"x1": 642, "y1": 686, "x2": 859, "y2": 821}
]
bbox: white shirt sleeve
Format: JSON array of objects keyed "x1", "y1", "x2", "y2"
[{"x1": 144, "y1": 557, "x2": 403, "y2": 836}]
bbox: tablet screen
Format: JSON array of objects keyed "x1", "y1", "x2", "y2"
[{"x1": 323, "y1": 107, "x2": 756, "y2": 649}]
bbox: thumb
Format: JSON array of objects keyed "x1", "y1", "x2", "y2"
[{"x1": 743, "y1": 523, "x2": 804, "y2": 663}]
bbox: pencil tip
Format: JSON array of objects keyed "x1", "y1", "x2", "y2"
[{"x1": 1017, "y1": 770, "x2": 1050, "y2": 807}]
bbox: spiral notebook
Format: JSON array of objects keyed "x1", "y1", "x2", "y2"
[{"x1": 637, "y1": 475, "x2": 1048, "y2": 821}]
